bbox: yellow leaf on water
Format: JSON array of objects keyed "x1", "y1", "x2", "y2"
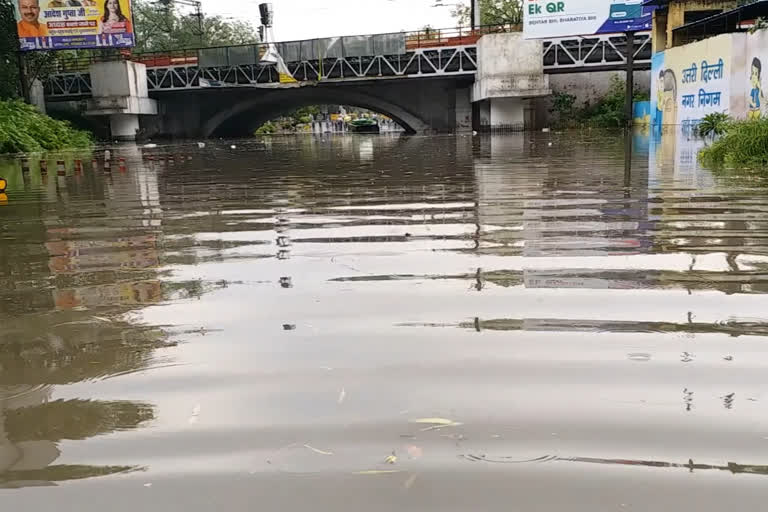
[
  {"x1": 303, "y1": 444, "x2": 333, "y2": 456},
  {"x1": 410, "y1": 418, "x2": 457, "y2": 425}
]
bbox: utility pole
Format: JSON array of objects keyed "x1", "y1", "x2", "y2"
[
  {"x1": 624, "y1": 31, "x2": 635, "y2": 129},
  {"x1": 155, "y1": 0, "x2": 204, "y2": 46},
  {"x1": 470, "y1": 0, "x2": 480, "y2": 30}
]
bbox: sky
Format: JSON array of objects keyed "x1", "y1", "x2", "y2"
[{"x1": 199, "y1": 0, "x2": 462, "y2": 42}]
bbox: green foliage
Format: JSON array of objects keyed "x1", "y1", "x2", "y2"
[
  {"x1": 580, "y1": 75, "x2": 630, "y2": 127},
  {"x1": 551, "y1": 92, "x2": 576, "y2": 118},
  {"x1": 552, "y1": 76, "x2": 649, "y2": 128},
  {"x1": 749, "y1": 17, "x2": 768, "y2": 34},
  {"x1": 452, "y1": 0, "x2": 522, "y2": 27},
  {"x1": 254, "y1": 121, "x2": 276, "y2": 135},
  {"x1": 697, "y1": 112, "x2": 731, "y2": 137},
  {"x1": 0, "y1": 0, "x2": 19, "y2": 100},
  {"x1": 133, "y1": 0, "x2": 260, "y2": 52},
  {"x1": 0, "y1": 99, "x2": 92, "y2": 154},
  {"x1": 699, "y1": 118, "x2": 768, "y2": 167}
]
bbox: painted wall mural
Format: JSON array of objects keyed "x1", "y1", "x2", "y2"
[{"x1": 651, "y1": 29, "x2": 768, "y2": 129}]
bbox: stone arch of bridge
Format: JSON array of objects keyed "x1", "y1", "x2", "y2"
[{"x1": 201, "y1": 86, "x2": 430, "y2": 137}]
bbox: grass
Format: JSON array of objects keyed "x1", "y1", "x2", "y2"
[
  {"x1": 699, "y1": 118, "x2": 768, "y2": 167},
  {"x1": 0, "y1": 99, "x2": 92, "y2": 154}
]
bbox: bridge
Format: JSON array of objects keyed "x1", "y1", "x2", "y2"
[{"x1": 43, "y1": 27, "x2": 652, "y2": 138}]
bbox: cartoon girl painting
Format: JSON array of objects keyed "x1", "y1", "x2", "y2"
[{"x1": 749, "y1": 57, "x2": 765, "y2": 120}]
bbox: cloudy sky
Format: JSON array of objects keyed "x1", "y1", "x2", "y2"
[{"x1": 200, "y1": 0, "x2": 462, "y2": 42}]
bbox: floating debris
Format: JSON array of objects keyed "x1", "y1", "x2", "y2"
[
  {"x1": 406, "y1": 445, "x2": 423, "y2": 459},
  {"x1": 354, "y1": 470, "x2": 401, "y2": 475},
  {"x1": 411, "y1": 418, "x2": 463, "y2": 431},
  {"x1": 384, "y1": 451, "x2": 397, "y2": 464},
  {"x1": 189, "y1": 403, "x2": 201, "y2": 424},
  {"x1": 459, "y1": 454, "x2": 557, "y2": 464},
  {"x1": 337, "y1": 387, "x2": 346, "y2": 404},
  {"x1": 303, "y1": 444, "x2": 333, "y2": 456},
  {"x1": 410, "y1": 418, "x2": 458, "y2": 426}
]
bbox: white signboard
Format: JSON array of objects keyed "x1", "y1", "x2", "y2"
[{"x1": 523, "y1": 0, "x2": 654, "y2": 39}]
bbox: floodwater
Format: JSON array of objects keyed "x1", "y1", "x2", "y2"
[{"x1": 1, "y1": 132, "x2": 768, "y2": 510}]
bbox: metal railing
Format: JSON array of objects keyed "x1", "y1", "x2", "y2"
[
  {"x1": 48, "y1": 24, "x2": 520, "y2": 74},
  {"x1": 43, "y1": 25, "x2": 654, "y2": 98},
  {"x1": 542, "y1": 32, "x2": 652, "y2": 72}
]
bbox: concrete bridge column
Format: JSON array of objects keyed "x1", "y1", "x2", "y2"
[
  {"x1": 472, "y1": 33, "x2": 551, "y2": 132},
  {"x1": 85, "y1": 61, "x2": 158, "y2": 141}
]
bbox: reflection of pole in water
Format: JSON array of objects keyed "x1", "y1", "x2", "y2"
[
  {"x1": 684, "y1": 388, "x2": 694, "y2": 411},
  {"x1": 474, "y1": 268, "x2": 484, "y2": 292},
  {"x1": 624, "y1": 129, "x2": 633, "y2": 195}
]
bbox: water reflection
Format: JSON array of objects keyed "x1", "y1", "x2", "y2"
[
  {"x1": 0, "y1": 157, "x2": 173, "y2": 487},
  {"x1": 2, "y1": 132, "x2": 768, "y2": 503}
]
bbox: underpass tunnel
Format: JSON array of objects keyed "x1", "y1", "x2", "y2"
[{"x1": 211, "y1": 102, "x2": 411, "y2": 138}]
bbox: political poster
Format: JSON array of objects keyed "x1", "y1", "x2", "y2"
[
  {"x1": 15, "y1": 0, "x2": 135, "y2": 51},
  {"x1": 523, "y1": 0, "x2": 655, "y2": 39}
]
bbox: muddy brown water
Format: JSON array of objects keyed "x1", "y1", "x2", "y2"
[{"x1": 1, "y1": 133, "x2": 768, "y2": 509}]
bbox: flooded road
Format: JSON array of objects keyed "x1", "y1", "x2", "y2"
[{"x1": 2, "y1": 133, "x2": 768, "y2": 509}]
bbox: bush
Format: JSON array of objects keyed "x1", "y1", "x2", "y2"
[
  {"x1": 699, "y1": 118, "x2": 768, "y2": 167},
  {"x1": 0, "y1": 99, "x2": 92, "y2": 154},
  {"x1": 254, "y1": 121, "x2": 277, "y2": 135},
  {"x1": 552, "y1": 76, "x2": 649, "y2": 129},
  {"x1": 697, "y1": 112, "x2": 731, "y2": 137}
]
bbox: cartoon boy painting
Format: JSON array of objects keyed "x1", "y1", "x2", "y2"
[
  {"x1": 749, "y1": 57, "x2": 765, "y2": 120},
  {"x1": 661, "y1": 69, "x2": 677, "y2": 126}
]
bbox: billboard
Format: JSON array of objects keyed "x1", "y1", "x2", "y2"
[
  {"x1": 15, "y1": 0, "x2": 135, "y2": 51},
  {"x1": 523, "y1": 0, "x2": 655, "y2": 39}
]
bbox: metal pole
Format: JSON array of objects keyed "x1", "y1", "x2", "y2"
[
  {"x1": 196, "y1": 2, "x2": 203, "y2": 47},
  {"x1": 624, "y1": 30, "x2": 635, "y2": 129}
]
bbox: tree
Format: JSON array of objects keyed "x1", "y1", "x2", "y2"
[
  {"x1": 451, "y1": 0, "x2": 523, "y2": 28},
  {"x1": 0, "y1": 0, "x2": 20, "y2": 99},
  {"x1": 132, "y1": 0, "x2": 260, "y2": 52}
]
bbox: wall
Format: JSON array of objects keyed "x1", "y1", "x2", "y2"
[
  {"x1": 472, "y1": 33, "x2": 550, "y2": 102},
  {"x1": 550, "y1": 70, "x2": 651, "y2": 108},
  {"x1": 455, "y1": 87, "x2": 472, "y2": 133},
  {"x1": 665, "y1": 0, "x2": 738, "y2": 49},
  {"x1": 650, "y1": 29, "x2": 768, "y2": 128},
  {"x1": 541, "y1": 70, "x2": 651, "y2": 126},
  {"x1": 634, "y1": 101, "x2": 652, "y2": 125},
  {"x1": 491, "y1": 98, "x2": 525, "y2": 127}
]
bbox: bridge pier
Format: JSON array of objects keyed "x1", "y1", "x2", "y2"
[
  {"x1": 85, "y1": 61, "x2": 158, "y2": 141},
  {"x1": 472, "y1": 33, "x2": 551, "y2": 132}
]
